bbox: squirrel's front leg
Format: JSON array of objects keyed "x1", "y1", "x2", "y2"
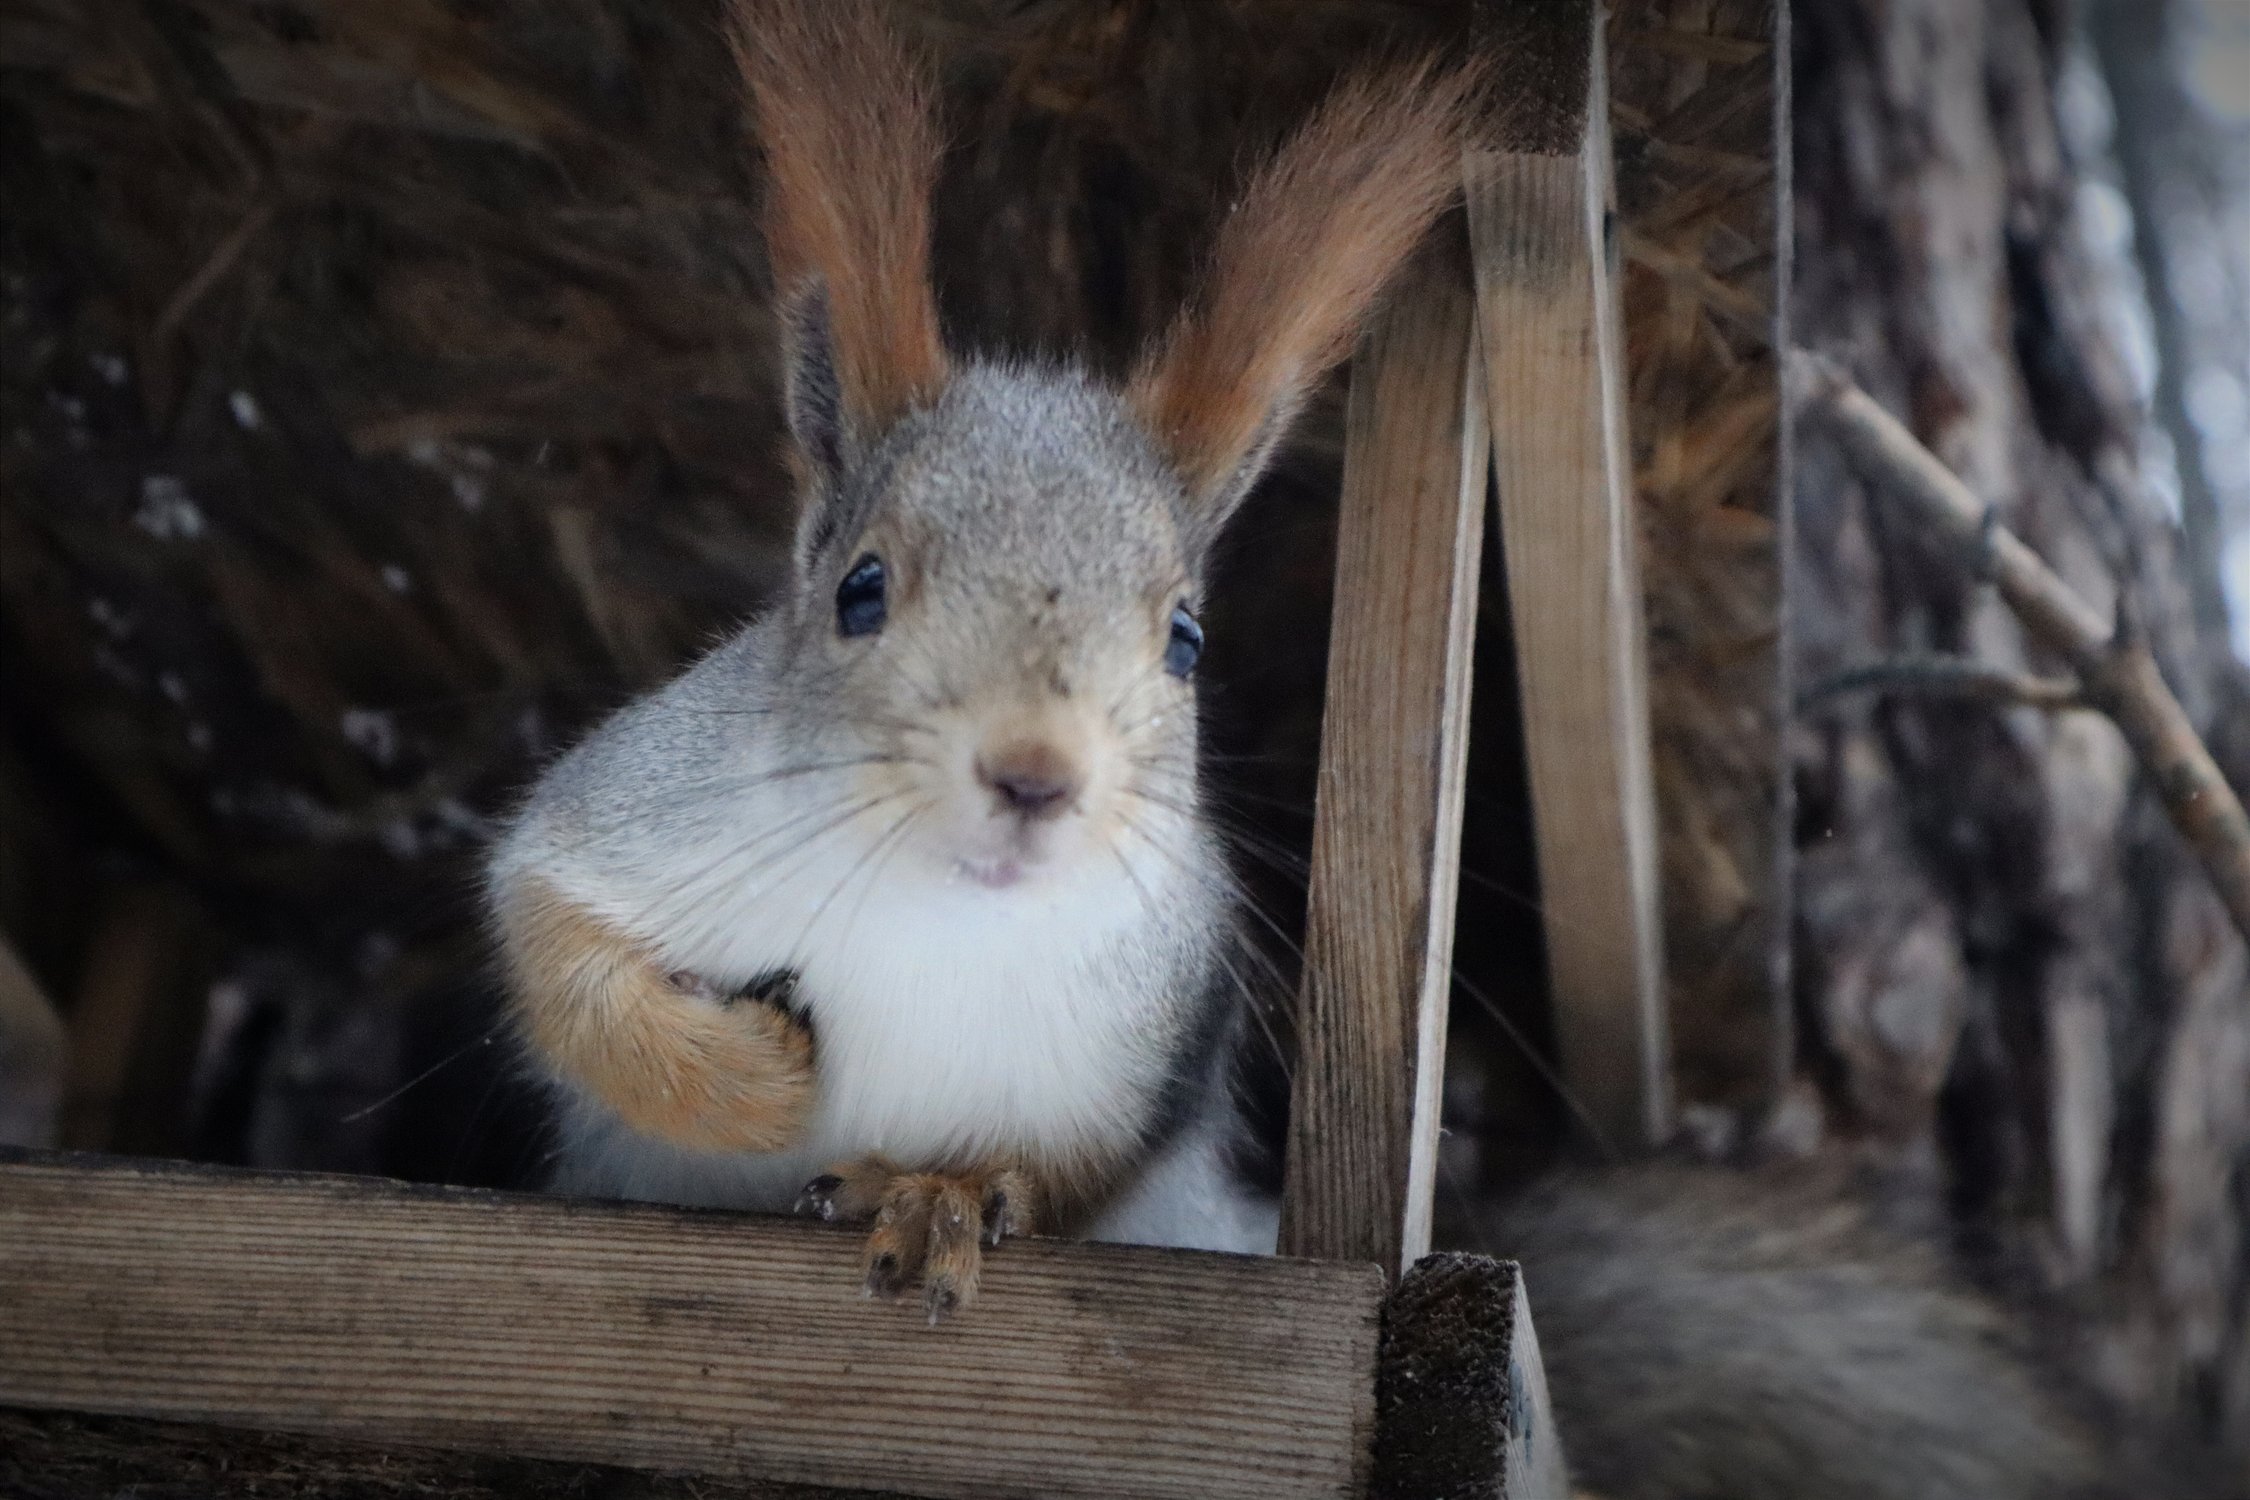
[
  {"x1": 797, "y1": 1156, "x2": 1087, "y2": 1322},
  {"x1": 496, "y1": 878, "x2": 816, "y2": 1153}
]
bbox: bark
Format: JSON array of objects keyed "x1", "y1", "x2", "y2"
[
  {"x1": 2088, "y1": 0, "x2": 2248, "y2": 654},
  {"x1": 1793, "y1": 0, "x2": 2250, "y2": 1459}
]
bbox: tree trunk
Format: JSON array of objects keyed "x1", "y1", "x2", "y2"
[
  {"x1": 1793, "y1": 0, "x2": 2250, "y2": 1459},
  {"x1": 2088, "y1": 0, "x2": 2250, "y2": 657}
]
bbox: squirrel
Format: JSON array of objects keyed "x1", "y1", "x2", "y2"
[
  {"x1": 484, "y1": 0, "x2": 1472, "y2": 1315},
  {"x1": 486, "y1": 5, "x2": 2231, "y2": 1497}
]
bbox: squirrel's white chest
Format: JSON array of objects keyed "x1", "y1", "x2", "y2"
[
  {"x1": 717, "y1": 822, "x2": 1167, "y2": 1139},
  {"x1": 798, "y1": 951, "x2": 1153, "y2": 1162},
  {"x1": 549, "y1": 857, "x2": 1172, "y2": 1214}
]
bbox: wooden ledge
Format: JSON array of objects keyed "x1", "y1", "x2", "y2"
[{"x1": 0, "y1": 1151, "x2": 1382, "y2": 1500}]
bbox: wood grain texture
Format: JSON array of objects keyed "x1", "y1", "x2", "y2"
[
  {"x1": 0, "y1": 1153, "x2": 1384, "y2": 1500},
  {"x1": 1606, "y1": 0, "x2": 1788, "y2": 1116},
  {"x1": 1277, "y1": 240, "x2": 1490, "y2": 1277},
  {"x1": 1371, "y1": 1254, "x2": 1567, "y2": 1500},
  {"x1": 1469, "y1": 16, "x2": 1670, "y2": 1153}
]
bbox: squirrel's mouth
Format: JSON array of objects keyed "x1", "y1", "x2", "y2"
[
  {"x1": 951, "y1": 854, "x2": 1027, "y2": 890},
  {"x1": 947, "y1": 817, "x2": 1077, "y2": 890},
  {"x1": 933, "y1": 785, "x2": 1100, "y2": 892}
]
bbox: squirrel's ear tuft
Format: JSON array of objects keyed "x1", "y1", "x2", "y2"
[
  {"x1": 731, "y1": 0, "x2": 949, "y2": 467},
  {"x1": 779, "y1": 282, "x2": 846, "y2": 488},
  {"x1": 1129, "y1": 57, "x2": 1483, "y2": 555}
]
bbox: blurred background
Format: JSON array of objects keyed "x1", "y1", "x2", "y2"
[{"x1": 1, "y1": 0, "x2": 2246, "y2": 1470}]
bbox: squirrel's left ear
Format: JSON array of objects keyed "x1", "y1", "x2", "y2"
[
  {"x1": 731, "y1": 0, "x2": 949, "y2": 504},
  {"x1": 1129, "y1": 59, "x2": 1482, "y2": 559}
]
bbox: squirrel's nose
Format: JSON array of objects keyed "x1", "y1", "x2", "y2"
[{"x1": 976, "y1": 742, "x2": 1082, "y2": 822}]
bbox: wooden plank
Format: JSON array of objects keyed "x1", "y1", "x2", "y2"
[
  {"x1": 1607, "y1": 1, "x2": 1790, "y2": 1114},
  {"x1": 0, "y1": 1152, "x2": 1385, "y2": 1500},
  {"x1": 1371, "y1": 1254, "x2": 1568, "y2": 1500},
  {"x1": 1469, "y1": 8, "x2": 1670, "y2": 1152},
  {"x1": 1278, "y1": 238, "x2": 1491, "y2": 1276}
]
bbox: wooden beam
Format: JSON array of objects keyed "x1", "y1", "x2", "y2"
[
  {"x1": 1371, "y1": 1255, "x2": 1568, "y2": 1500},
  {"x1": 1279, "y1": 237, "x2": 1491, "y2": 1275},
  {"x1": 1468, "y1": 4, "x2": 1670, "y2": 1152},
  {"x1": 0, "y1": 1152, "x2": 1384, "y2": 1500}
]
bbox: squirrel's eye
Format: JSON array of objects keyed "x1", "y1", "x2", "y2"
[
  {"x1": 1164, "y1": 605, "x2": 1203, "y2": 679},
  {"x1": 836, "y1": 553, "x2": 887, "y2": 638}
]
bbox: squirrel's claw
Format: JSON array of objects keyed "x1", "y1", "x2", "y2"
[
  {"x1": 858, "y1": 1173, "x2": 967, "y2": 1316},
  {"x1": 794, "y1": 1156, "x2": 896, "y2": 1223},
  {"x1": 805, "y1": 1160, "x2": 1035, "y2": 1323},
  {"x1": 916, "y1": 1178, "x2": 986, "y2": 1322},
  {"x1": 794, "y1": 1174, "x2": 845, "y2": 1220}
]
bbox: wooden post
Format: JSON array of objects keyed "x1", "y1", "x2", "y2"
[
  {"x1": 1278, "y1": 238, "x2": 1491, "y2": 1276},
  {"x1": 0, "y1": 1152, "x2": 1384, "y2": 1500},
  {"x1": 1372, "y1": 1255, "x2": 1569, "y2": 1500},
  {"x1": 1468, "y1": 2, "x2": 1670, "y2": 1152}
]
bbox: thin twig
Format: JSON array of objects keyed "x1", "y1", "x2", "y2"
[
  {"x1": 1798, "y1": 655, "x2": 2087, "y2": 714},
  {"x1": 152, "y1": 194, "x2": 278, "y2": 344},
  {"x1": 1787, "y1": 350, "x2": 2250, "y2": 945}
]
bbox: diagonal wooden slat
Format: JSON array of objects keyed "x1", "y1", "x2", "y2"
[
  {"x1": 1277, "y1": 235, "x2": 1492, "y2": 1278},
  {"x1": 1468, "y1": 3, "x2": 1670, "y2": 1153}
]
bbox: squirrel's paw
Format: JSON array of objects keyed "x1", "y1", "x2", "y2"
[
  {"x1": 499, "y1": 888, "x2": 818, "y2": 1155},
  {"x1": 646, "y1": 967, "x2": 816, "y2": 1150},
  {"x1": 796, "y1": 1160, "x2": 1032, "y2": 1323}
]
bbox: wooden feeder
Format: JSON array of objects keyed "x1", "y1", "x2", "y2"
[{"x1": 1, "y1": 3, "x2": 1785, "y2": 1495}]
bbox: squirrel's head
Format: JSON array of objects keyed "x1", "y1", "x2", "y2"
[
  {"x1": 773, "y1": 359, "x2": 1198, "y2": 893},
  {"x1": 732, "y1": 0, "x2": 1477, "y2": 899}
]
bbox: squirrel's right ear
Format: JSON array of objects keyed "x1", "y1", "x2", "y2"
[
  {"x1": 731, "y1": 0, "x2": 949, "y2": 495},
  {"x1": 1130, "y1": 59, "x2": 1481, "y2": 559},
  {"x1": 777, "y1": 280, "x2": 846, "y2": 484}
]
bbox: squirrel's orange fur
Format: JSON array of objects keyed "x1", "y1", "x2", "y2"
[
  {"x1": 727, "y1": 0, "x2": 949, "y2": 431},
  {"x1": 497, "y1": 880, "x2": 815, "y2": 1153}
]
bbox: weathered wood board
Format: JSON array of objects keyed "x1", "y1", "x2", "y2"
[
  {"x1": 1279, "y1": 241, "x2": 1491, "y2": 1276},
  {"x1": 0, "y1": 1152, "x2": 1384, "y2": 1500},
  {"x1": 1472, "y1": 1, "x2": 1671, "y2": 1153}
]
